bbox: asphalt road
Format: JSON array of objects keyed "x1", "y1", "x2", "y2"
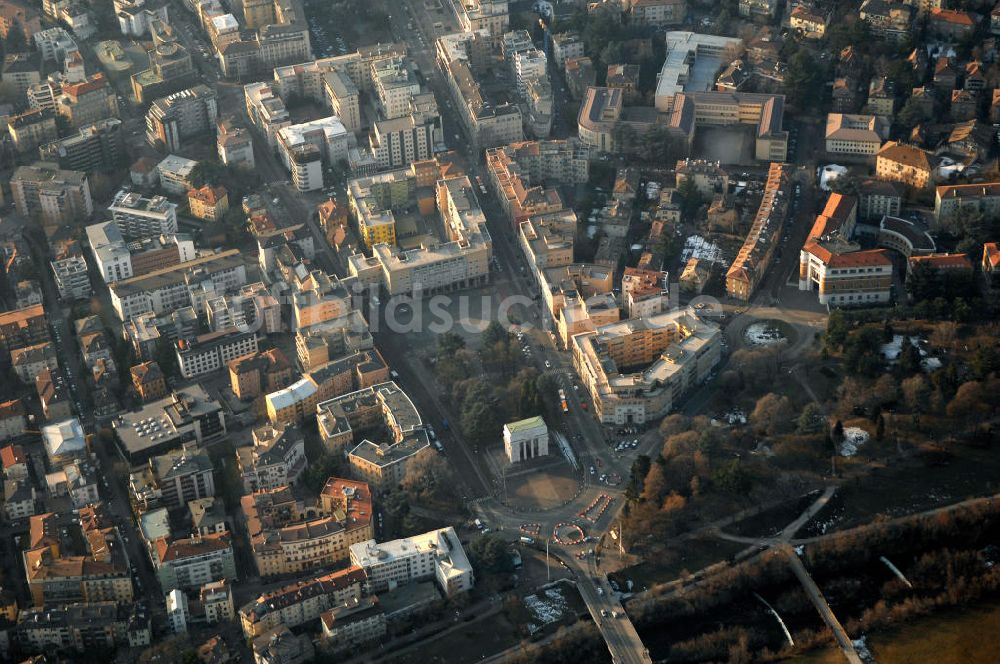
[{"x1": 23, "y1": 227, "x2": 168, "y2": 632}]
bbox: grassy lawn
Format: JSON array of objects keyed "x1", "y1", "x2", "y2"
[
  {"x1": 801, "y1": 441, "x2": 1000, "y2": 537},
  {"x1": 611, "y1": 536, "x2": 746, "y2": 591},
  {"x1": 385, "y1": 611, "x2": 522, "y2": 664},
  {"x1": 793, "y1": 602, "x2": 1000, "y2": 664}
]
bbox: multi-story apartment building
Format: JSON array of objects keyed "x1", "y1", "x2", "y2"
[
  {"x1": 16, "y1": 601, "x2": 149, "y2": 653},
  {"x1": 176, "y1": 328, "x2": 259, "y2": 379},
  {"x1": 675, "y1": 159, "x2": 730, "y2": 197},
  {"x1": 55, "y1": 74, "x2": 118, "y2": 129},
  {"x1": 114, "y1": 0, "x2": 168, "y2": 36},
  {"x1": 129, "y1": 443, "x2": 215, "y2": 511},
  {"x1": 237, "y1": 423, "x2": 307, "y2": 492},
  {"x1": 146, "y1": 85, "x2": 219, "y2": 152},
  {"x1": 107, "y1": 189, "x2": 179, "y2": 239},
  {"x1": 374, "y1": 175, "x2": 492, "y2": 296},
  {"x1": 934, "y1": 181, "x2": 1000, "y2": 226},
  {"x1": 33, "y1": 26, "x2": 78, "y2": 63},
  {"x1": 188, "y1": 184, "x2": 229, "y2": 221},
  {"x1": 0, "y1": 401, "x2": 27, "y2": 443},
  {"x1": 437, "y1": 30, "x2": 523, "y2": 154},
  {"x1": 876, "y1": 141, "x2": 933, "y2": 189},
  {"x1": 251, "y1": 624, "x2": 315, "y2": 664},
  {"x1": 8, "y1": 108, "x2": 58, "y2": 154},
  {"x1": 131, "y1": 361, "x2": 168, "y2": 403},
  {"x1": 451, "y1": 0, "x2": 508, "y2": 41},
  {"x1": 626, "y1": 0, "x2": 687, "y2": 27},
  {"x1": 825, "y1": 113, "x2": 889, "y2": 155},
  {"x1": 50, "y1": 239, "x2": 92, "y2": 301},
  {"x1": 156, "y1": 154, "x2": 199, "y2": 195},
  {"x1": 242, "y1": 479, "x2": 374, "y2": 576},
  {"x1": 264, "y1": 348, "x2": 387, "y2": 425},
  {"x1": 277, "y1": 117, "x2": 351, "y2": 191},
  {"x1": 857, "y1": 178, "x2": 902, "y2": 221},
  {"x1": 0, "y1": 442, "x2": 29, "y2": 477},
  {"x1": 512, "y1": 48, "x2": 547, "y2": 98},
  {"x1": 2, "y1": 52, "x2": 41, "y2": 97},
  {"x1": 0, "y1": 304, "x2": 49, "y2": 357},
  {"x1": 726, "y1": 163, "x2": 792, "y2": 300},
  {"x1": 23, "y1": 506, "x2": 133, "y2": 607},
  {"x1": 789, "y1": 7, "x2": 830, "y2": 37},
  {"x1": 371, "y1": 56, "x2": 420, "y2": 120},
  {"x1": 571, "y1": 309, "x2": 722, "y2": 424},
  {"x1": 217, "y1": 115, "x2": 255, "y2": 169},
  {"x1": 550, "y1": 31, "x2": 584, "y2": 69},
  {"x1": 153, "y1": 532, "x2": 237, "y2": 592},
  {"x1": 109, "y1": 249, "x2": 247, "y2": 320},
  {"x1": 10, "y1": 341, "x2": 59, "y2": 383},
  {"x1": 738, "y1": 0, "x2": 777, "y2": 19},
  {"x1": 485, "y1": 139, "x2": 589, "y2": 225},
  {"x1": 319, "y1": 596, "x2": 386, "y2": 651},
  {"x1": 10, "y1": 162, "x2": 92, "y2": 230},
  {"x1": 859, "y1": 0, "x2": 914, "y2": 40},
  {"x1": 316, "y1": 379, "x2": 425, "y2": 452},
  {"x1": 350, "y1": 527, "x2": 474, "y2": 596},
  {"x1": 86, "y1": 220, "x2": 192, "y2": 284},
  {"x1": 217, "y1": 0, "x2": 312, "y2": 79},
  {"x1": 238, "y1": 565, "x2": 366, "y2": 639},
  {"x1": 368, "y1": 109, "x2": 437, "y2": 172},
  {"x1": 39, "y1": 118, "x2": 126, "y2": 172},
  {"x1": 244, "y1": 81, "x2": 291, "y2": 148},
  {"x1": 347, "y1": 168, "x2": 411, "y2": 248},
  {"x1": 229, "y1": 348, "x2": 295, "y2": 401},
  {"x1": 35, "y1": 368, "x2": 73, "y2": 422}
]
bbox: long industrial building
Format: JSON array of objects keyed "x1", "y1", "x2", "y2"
[{"x1": 109, "y1": 250, "x2": 247, "y2": 320}]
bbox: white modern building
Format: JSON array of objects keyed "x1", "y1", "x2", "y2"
[
  {"x1": 244, "y1": 81, "x2": 291, "y2": 149},
  {"x1": 513, "y1": 49, "x2": 547, "y2": 97},
  {"x1": 166, "y1": 588, "x2": 190, "y2": 634},
  {"x1": 115, "y1": 0, "x2": 169, "y2": 36},
  {"x1": 502, "y1": 415, "x2": 548, "y2": 464},
  {"x1": 156, "y1": 155, "x2": 199, "y2": 196},
  {"x1": 371, "y1": 57, "x2": 421, "y2": 120},
  {"x1": 34, "y1": 27, "x2": 79, "y2": 64},
  {"x1": 277, "y1": 117, "x2": 351, "y2": 167},
  {"x1": 176, "y1": 328, "x2": 259, "y2": 379},
  {"x1": 349, "y1": 527, "x2": 473, "y2": 597},
  {"x1": 51, "y1": 253, "x2": 92, "y2": 301},
  {"x1": 107, "y1": 190, "x2": 178, "y2": 239}
]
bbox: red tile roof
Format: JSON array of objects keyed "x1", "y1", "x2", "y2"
[
  {"x1": 827, "y1": 248, "x2": 892, "y2": 268},
  {"x1": 61, "y1": 73, "x2": 108, "y2": 99},
  {"x1": 930, "y1": 8, "x2": 975, "y2": 26},
  {"x1": 0, "y1": 443, "x2": 26, "y2": 468},
  {"x1": 0, "y1": 399, "x2": 25, "y2": 420},
  {"x1": 909, "y1": 252, "x2": 972, "y2": 270},
  {"x1": 156, "y1": 532, "x2": 231, "y2": 562},
  {"x1": 188, "y1": 185, "x2": 228, "y2": 206}
]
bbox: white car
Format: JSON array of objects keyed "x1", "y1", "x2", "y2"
[{"x1": 544, "y1": 360, "x2": 552, "y2": 369}]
